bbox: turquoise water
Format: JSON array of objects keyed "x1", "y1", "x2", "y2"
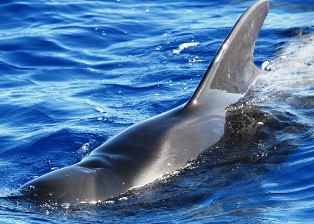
[{"x1": 0, "y1": 0, "x2": 314, "y2": 223}]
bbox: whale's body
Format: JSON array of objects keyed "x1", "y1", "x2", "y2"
[{"x1": 21, "y1": 0, "x2": 269, "y2": 203}]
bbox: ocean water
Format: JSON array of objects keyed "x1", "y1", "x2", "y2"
[{"x1": 0, "y1": 0, "x2": 314, "y2": 223}]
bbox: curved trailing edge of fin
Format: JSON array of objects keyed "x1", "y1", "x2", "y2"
[{"x1": 188, "y1": 0, "x2": 269, "y2": 107}]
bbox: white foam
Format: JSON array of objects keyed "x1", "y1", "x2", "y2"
[{"x1": 173, "y1": 42, "x2": 200, "y2": 54}]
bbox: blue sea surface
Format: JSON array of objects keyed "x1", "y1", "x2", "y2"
[{"x1": 0, "y1": 0, "x2": 314, "y2": 223}]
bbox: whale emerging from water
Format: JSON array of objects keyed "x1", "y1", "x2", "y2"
[{"x1": 21, "y1": 0, "x2": 269, "y2": 203}]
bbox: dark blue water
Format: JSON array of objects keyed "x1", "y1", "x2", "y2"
[{"x1": 0, "y1": 0, "x2": 314, "y2": 223}]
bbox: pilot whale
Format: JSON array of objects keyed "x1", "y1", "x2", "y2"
[{"x1": 21, "y1": 0, "x2": 269, "y2": 203}]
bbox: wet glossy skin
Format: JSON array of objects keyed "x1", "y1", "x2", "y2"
[{"x1": 21, "y1": 0, "x2": 269, "y2": 203}]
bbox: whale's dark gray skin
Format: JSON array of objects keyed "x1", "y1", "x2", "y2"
[{"x1": 21, "y1": 0, "x2": 269, "y2": 203}]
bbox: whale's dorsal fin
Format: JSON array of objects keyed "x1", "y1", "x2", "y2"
[{"x1": 187, "y1": 0, "x2": 269, "y2": 107}]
